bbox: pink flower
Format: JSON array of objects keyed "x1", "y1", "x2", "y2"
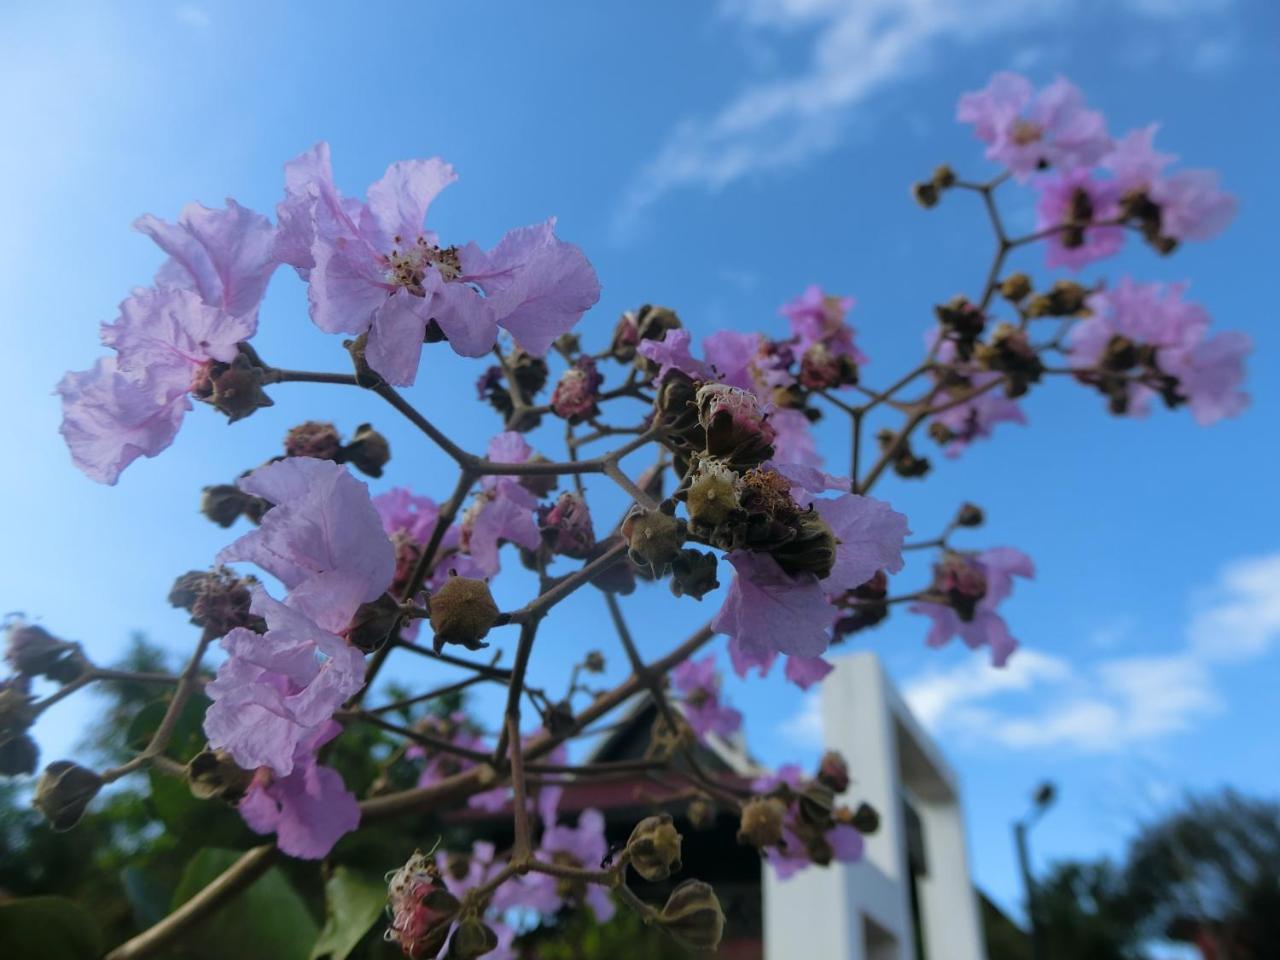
[
  {"x1": 375, "y1": 488, "x2": 482, "y2": 600},
  {"x1": 57, "y1": 287, "x2": 257, "y2": 484},
  {"x1": 218, "y1": 458, "x2": 395, "y2": 632},
  {"x1": 1034, "y1": 168, "x2": 1125, "y2": 270},
  {"x1": 1103, "y1": 125, "x2": 1175, "y2": 192},
  {"x1": 1162, "y1": 330, "x2": 1251, "y2": 426},
  {"x1": 813, "y1": 493, "x2": 909, "y2": 595},
  {"x1": 672, "y1": 655, "x2": 743, "y2": 739},
  {"x1": 538, "y1": 492, "x2": 596, "y2": 559},
  {"x1": 134, "y1": 199, "x2": 278, "y2": 322},
  {"x1": 927, "y1": 332, "x2": 1027, "y2": 457},
  {"x1": 551, "y1": 356, "x2": 604, "y2": 423},
  {"x1": 1150, "y1": 169, "x2": 1237, "y2": 243},
  {"x1": 909, "y1": 547, "x2": 1034, "y2": 667},
  {"x1": 529, "y1": 809, "x2": 615, "y2": 922},
  {"x1": 703, "y1": 330, "x2": 767, "y2": 391},
  {"x1": 957, "y1": 73, "x2": 1110, "y2": 180},
  {"x1": 238, "y1": 721, "x2": 359, "y2": 859},
  {"x1": 205, "y1": 589, "x2": 366, "y2": 777},
  {"x1": 461, "y1": 433, "x2": 543, "y2": 576},
  {"x1": 276, "y1": 142, "x2": 598, "y2": 385},
  {"x1": 714, "y1": 552, "x2": 837, "y2": 662},
  {"x1": 769, "y1": 408, "x2": 821, "y2": 469},
  {"x1": 779, "y1": 285, "x2": 867, "y2": 368},
  {"x1": 637, "y1": 328, "x2": 711, "y2": 384}
]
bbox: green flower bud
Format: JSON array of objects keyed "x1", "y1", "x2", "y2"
[
  {"x1": 626, "y1": 813, "x2": 684, "y2": 882},
  {"x1": 622, "y1": 507, "x2": 687, "y2": 574},
  {"x1": 34, "y1": 760, "x2": 102, "y2": 831},
  {"x1": 912, "y1": 181, "x2": 940, "y2": 208},
  {"x1": 658, "y1": 880, "x2": 725, "y2": 952},
  {"x1": 341, "y1": 423, "x2": 391, "y2": 478},
  {"x1": 429, "y1": 578, "x2": 500, "y2": 653}
]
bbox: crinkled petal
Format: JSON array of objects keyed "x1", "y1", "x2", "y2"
[
  {"x1": 815, "y1": 494, "x2": 908, "y2": 593},
  {"x1": 360, "y1": 158, "x2": 456, "y2": 254},
  {"x1": 784, "y1": 655, "x2": 833, "y2": 690},
  {"x1": 713, "y1": 551, "x2": 836, "y2": 660},
  {"x1": 365, "y1": 291, "x2": 431, "y2": 386}
]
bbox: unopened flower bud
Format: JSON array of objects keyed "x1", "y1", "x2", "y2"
[
  {"x1": 168, "y1": 569, "x2": 262, "y2": 635},
  {"x1": 284, "y1": 421, "x2": 342, "y2": 460},
  {"x1": 428, "y1": 578, "x2": 500, "y2": 652},
  {"x1": 912, "y1": 181, "x2": 940, "y2": 208},
  {"x1": 544, "y1": 699, "x2": 576, "y2": 738},
  {"x1": 622, "y1": 507, "x2": 687, "y2": 574},
  {"x1": 770, "y1": 511, "x2": 837, "y2": 580},
  {"x1": 685, "y1": 460, "x2": 739, "y2": 528},
  {"x1": 932, "y1": 164, "x2": 957, "y2": 189},
  {"x1": 551, "y1": 356, "x2": 603, "y2": 424},
  {"x1": 626, "y1": 813, "x2": 683, "y2": 882},
  {"x1": 200, "y1": 483, "x2": 269, "y2": 528},
  {"x1": 449, "y1": 914, "x2": 499, "y2": 958},
  {"x1": 193, "y1": 354, "x2": 274, "y2": 422},
  {"x1": 670, "y1": 549, "x2": 720, "y2": 601},
  {"x1": 658, "y1": 880, "x2": 725, "y2": 952},
  {"x1": 955, "y1": 503, "x2": 985, "y2": 527},
  {"x1": 539, "y1": 493, "x2": 596, "y2": 559},
  {"x1": 852, "y1": 801, "x2": 880, "y2": 834},
  {"x1": 34, "y1": 760, "x2": 102, "y2": 830},
  {"x1": 4, "y1": 623, "x2": 86, "y2": 683},
  {"x1": 817, "y1": 751, "x2": 850, "y2": 794},
  {"x1": 737, "y1": 796, "x2": 786, "y2": 848},
  {"x1": 999, "y1": 273, "x2": 1032, "y2": 302},
  {"x1": 187, "y1": 749, "x2": 253, "y2": 803},
  {"x1": 583, "y1": 650, "x2": 606, "y2": 673},
  {"x1": 687, "y1": 797, "x2": 715, "y2": 831},
  {"x1": 344, "y1": 592, "x2": 402, "y2": 653},
  {"x1": 0, "y1": 732, "x2": 38, "y2": 776},
  {"x1": 342, "y1": 423, "x2": 391, "y2": 478}
]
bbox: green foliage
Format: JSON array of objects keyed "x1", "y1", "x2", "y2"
[
  {"x1": 530, "y1": 906, "x2": 695, "y2": 960},
  {"x1": 171, "y1": 848, "x2": 319, "y2": 960},
  {"x1": 1037, "y1": 860, "x2": 1146, "y2": 960},
  {"x1": 310, "y1": 867, "x2": 389, "y2": 960},
  {"x1": 0, "y1": 896, "x2": 103, "y2": 960}
]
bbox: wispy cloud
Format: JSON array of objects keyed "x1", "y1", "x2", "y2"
[
  {"x1": 782, "y1": 690, "x2": 825, "y2": 747},
  {"x1": 613, "y1": 0, "x2": 1240, "y2": 238},
  {"x1": 900, "y1": 551, "x2": 1280, "y2": 753}
]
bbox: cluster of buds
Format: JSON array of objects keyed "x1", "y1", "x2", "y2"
[
  {"x1": 612, "y1": 304, "x2": 682, "y2": 367},
  {"x1": 1075, "y1": 334, "x2": 1182, "y2": 416},
  {"x1": 200, "y1": 479, "x2": 272, "y2": 528},
  {"x1": 1118, "y1": 187, "x2": 1179, "y2": 256},
  {"x1": 1022, "y1": 279, "x2": 1090, "y2": 319},
  {"x1": 974, "y1": 324, "x2": 1045, "y2": 398},
  {"x1": 933, "y1": 296, "x2": 986, "y2": 361},
  {"x1": 911, "y1": 164, "x2": 957, "y2": 209},
  {"x1": 550, "y1": 356, "x2": 604, "y2": 423},
  {"x1": 168, "y1": 568, "x2": 264, "y2": 636},
  {"x1": 0, "y1": 677, "x2": 38, "y2": 776},
  {"x1": 476, "y1": 350, "x2": 549, "y2": 430},
  {"x1": 5, "y1": 621, "x2": 87, "y2": 684},
  {"x1": 284, "y1": 420, "x2": 391, "y2": 478},
  {"x1": 876, "y1": 428, "x2": 931, "y2": 479}
]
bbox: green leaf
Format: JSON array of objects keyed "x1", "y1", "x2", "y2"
[
  {"x1": 0, "y1": 896, "x2": 103, "y2": 960},
  {"x1": 126, "y1": 692, "x2": 212, "y2": 761},
  {"x1": 147, "y1": 768, "x2": 253, "y2": 847},
  {"x1": 310, "y1": 867, "x2": 388, "y2": 960},
  {"x1": 171, "y1": 848, "x2": 319, "y2": 960},
  {"x1": 121, "y1": 865, "x2": 171, "y2": 929}
]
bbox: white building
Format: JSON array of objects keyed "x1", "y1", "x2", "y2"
[{"x1": 763, "y1": 652, "x2": 988, "y2": 960}]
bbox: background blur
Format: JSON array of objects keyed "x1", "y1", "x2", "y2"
[{"x1": 1, "y1": 0, "x2": 1277, "y2": 927}]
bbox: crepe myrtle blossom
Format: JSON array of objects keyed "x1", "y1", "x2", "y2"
[
  {"x1": 1104, "y1": 126, "x2": 1237, "y2": 243},
  {"x1": 779, "y1": 285, "x2": 867, "y2": 388},
  {"x1": 752, "y1": 765, "x2": 863, "y2": 881},
  {"x1": 459, "y1": 432, "x2": 543, "y2": 577},
  {"x1": 274, "y1": 142, "x2": 600, "y2": 386},
  {"x1": 374, "y1": 488, "x2": 484, "y2": 601},
  {"x1": 1034, "y1": 168, "x2": 1125, "y2": 270},
  {"x1": 527, "y1": 808, "x2": 616, "y2": 922},
  {"x1": 218, "y1": 457, "x2": 395, "y2": 633},
  {"x1": 238, "y1": 720, "x2": 360, "y2": 860},
  {"x1": 926, "y1": 332, "x2": 1027, "y2": 457},
  {"x1": 204, "y1": 588, "x2": 366, "y2": 778},
  {"x1": 1069, "y1": 279, "x2": 1250, "y2": 424},
  {"x1": 57, "y1": 287, "x2": 258, "y2": 484},
  {"x1": 909, "y1": 547, "x2": 1034, "y2": 667},
  {"x1": 712, "y1": 491, "x2": 907, "y2": 667},
  {"x1": 671, "y1": 655, "x2": 742, "y2": 738},
  {"x1": 957, "y1": 72, "x2": 1110, "y2": 180}
]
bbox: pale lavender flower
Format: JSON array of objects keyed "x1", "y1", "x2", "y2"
[
  {"x1": 1150, "y1": 169, "x2": 1237, "y2": 243},
  {"x1": 779, "y1": 285, "x2": 867, "y2": 366},
  {"x1": 529, "y1": 808, "x2": 615, "y2": 922},
  {"x1": 909, "y1": 547, "x2": 1034, "y2": 667},
  {"x1": 672, "y1": 655, "x2": 743, "y2": 738},
  {"x1": 238, "y1": 720, "x2": 360, "y2": 859},
  {"x1": 218, "y1": 457, "x2": 395, "y2": 632},
  {"x1": 1034, "y1": 168, "x2": 1125, "y2": 270},
  {"x1": 1162, "y1": 330, "x2": 1252, "y2": 426},
  {"x1": 714, "y1": 552, "x2": 838, "y2": 662},
  {"x1": 957, "y1": 73, "x2": 1110, "y2": 180},
  {"x1": 276, "y1": 143, "x2": 598, "y2": 385},
  {"x1": 637, "y1": 328, "x2": 711, "y2": 384},
  {"x1": 205, "y1": 588, "x2": 366, "y2": 777},
  {"x1": 1103, "y1": 124, "x2": 1175, "y2": 192},
  {"x1": 461, "y1": 432, "x2": 542, "y2": 576}
]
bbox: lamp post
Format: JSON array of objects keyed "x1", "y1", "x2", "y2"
[{"x1": 1014, "y1": 781, "x2": 1057, "y2": 960}]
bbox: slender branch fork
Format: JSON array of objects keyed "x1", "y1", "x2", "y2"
[{"x1": 96, "y1": 163, "x2": 1081, "y2": 957}]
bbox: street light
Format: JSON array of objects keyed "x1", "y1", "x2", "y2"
[{"x1": 1014, "y1": 781, "x2": 1057, "y2": 960}]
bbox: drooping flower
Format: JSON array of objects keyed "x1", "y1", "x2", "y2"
[
  {"x1": 909, "y1": 547, "x2": 1034, "y2": 666},
  {"x1": 551, "y1": 356, "x2": 604, "y2": 423},
  {"x1": 671, "y1": 655, "x2": 742, "y2": 739},
  {"x1": 957, "y1": 73, "x2": 1110, "y2": 180},
  {"x1": 275, "y1": 142, "x2": 599, "y2": 385},
  {"x1": 57, "y1": 287, "x2": 260, "y2": 484},
  {"x1": 218, "y1": 457, "x2": 395, "y2": 631},
  {"x1": 238, "y1": 720, "x2": 360, "y2": 859},
  {"x1": 1034, "y1": 168, "x2": 1125, "y2": 270},
  {"x1": 204, "y1": 588, "x2": 365, "y2": 777}
]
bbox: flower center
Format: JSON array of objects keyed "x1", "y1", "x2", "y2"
[
  {"x1": 385, "y1": 236, "x2": 462, "y2": 295},
  {"x1": 1010, "y1": 118, "x2": 1043, "y2": 146}
]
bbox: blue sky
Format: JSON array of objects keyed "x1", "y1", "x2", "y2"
[{"x1": 2, "y1": 0, "x2": 1278, "y2": 932}]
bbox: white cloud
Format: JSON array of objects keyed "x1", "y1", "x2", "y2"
[
  {"x1": 614, "y1": 0, "x2": 1239, "y2": 235},
  {"x1": 782, "y1": 690, "x2": 825, "y2": 746},
  {"x1": 900, "y1": 552, "x2": 1279, "y2": 754}
]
